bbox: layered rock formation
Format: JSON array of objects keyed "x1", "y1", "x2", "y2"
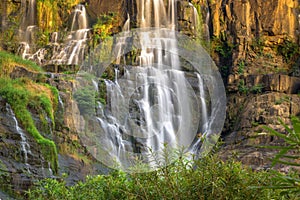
[
  {"x1": 0, "y1": 0, "x2": 300, "y2": 197},
  {"x1": 209, "y1": 0, "x2": 300, "y2": 169}
]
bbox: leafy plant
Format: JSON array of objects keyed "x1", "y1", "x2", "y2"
[
  {"x1": 212, "y1": 36, "x2": 234, "y2": 59},
  {"x1": 250, "y1": 84, "x2": 263, "y2": 94},
  {"x1": 263, "y1": 117, "x2": 300, "y2": 167},
  {"x1": 251, "y1": 37, "x2": 265, "y2": 56},
  {"x1": 238, "y1": 80, "x2": 249, "y2": 94},
  {"x1": 262, "y1": 116, "x2": 300, "y2": 197},
  {"x1": 276, "y1": 38, "x2": 300, "y2": 63},
  {"x1": 237, "y1": 59, "x2": 245, "y2": 75},
  {"x1": 26, "y1": 148, "x2": 294, "y2": 200},
  {"x1": 93, "y1": 13, "x2": 117, "y2": 46}
]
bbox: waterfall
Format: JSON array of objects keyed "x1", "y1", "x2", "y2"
[
  {"x1": 122, "y1": 14, "x2": 131, "y2": 32},
  {"x1": 19, "y1": 0, "x2": 37, "y2": 59},
  {"x1": 75, "y1": 0, "x2": 226, "y2": 172},
  {"x1": 58, "y1": 93, "x2": 64, "y2": 109},
  {"x1": 19, "y1": 3, "x2": 90, "y2": 66},
  {"x1": 50, "y1": 4, "x2": 90, "y2": 65},
  {"x1": 188, "y1": 2, "x2": 200, "y2": 36},
  {"x1": 6, "y1": 104, "x2": 31, "y2": 170},
  {"x1": 81, "y1": 0, "x2": 204, "y2": 171},
  {"x1": 196, "y1": 74, "x2": 208, "y2": 133}
]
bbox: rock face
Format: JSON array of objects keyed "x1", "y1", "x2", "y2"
[
  {"x1": 210, "y1": 0, "x2": 299, "y2": 73},
  {"x1": 210, "y1": 0, "x2": 300, "y2": 168},
  {"x1": 0, "y1": 69, "x2": 106, "y2": 196}
]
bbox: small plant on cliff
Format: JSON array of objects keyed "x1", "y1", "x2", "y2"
[
  {"x1": 238, "y1": 80, "x2": 249, "y2": 94},
  {"x1": 276, "y1": 38, "x2": 300, "y2": 63},
  {"x1": 212, "y1": 36, "x2": 234, "y2": 59},
  {"x1": 237, "y1": 59, "x2": 246, "y2": 75},
  {"x1": 93, "y1": 13, "x2": 117, "y2": 47},
  {"x1": 251, "y1": 37, "x2": 265, "y2": 56}
]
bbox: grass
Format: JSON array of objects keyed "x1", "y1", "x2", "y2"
[
  {"x1": 0, "y1": 51, "x2": 58, "y2": 173},
  {"x1": 0, "y1": 78, "x2": 58, "y2": 172},
  {"x1": 0, "y1": 51, "x2": 43, "y2": 74}
]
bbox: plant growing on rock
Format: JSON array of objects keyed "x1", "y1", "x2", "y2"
[{"x1": 92, "y1": 13, "x2": 117, "y2": 47}]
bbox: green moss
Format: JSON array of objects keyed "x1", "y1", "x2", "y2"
[{"x1": 0, "y1": 78, "x2": 58, "y2": 173}]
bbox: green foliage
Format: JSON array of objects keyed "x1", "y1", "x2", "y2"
[
  {"x1": 212, "y1": 36, "x2": 234, "y2": 59},
  {"x1": 220, "y1": 65, "x2": 229, "y2": 78},
  {"x1": 238, "y1": 80, "x2": 249, "y2": 94},
  {"x1": 74, "y1": 86, "x2": 96, "y2": 116},
  {"x1": 251, "y1": 37, "x2": 265, "y2": 56},
  {"x1": 0, "y1": 51, "x2": 43, "y2": 74},
  {"x1": 237, "y1": 59, "x2": 245, "y2": 75},
  {"x1": 263, "y1": 117, "x2": 300, "y2": 167},
  {"x1": 250, "y1": 84, "x2": 263, "y2": 94},
  {"x1": 275, "y1": 96, "x2": 290, "y2": 105},
  {"x1": 0, "y1": 78, "x2": 58, "y2": 173},
  {"x1": 27, "y1": 152, "x2": 293, "y2": 200},
  {"x1": 276, "y1": 38, "x2": 300, "y2": 63},
  {"x1": 93, "y1": 13, "x2": 117, "y2": 46},
  {"x1": 261, "y1": 116, "x2": 300, "y2": 198},
  {"x1": 44, "y1": 83, "x2": 59, "y2": 111}
]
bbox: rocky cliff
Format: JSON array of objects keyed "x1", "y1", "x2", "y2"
[
  {"x1": 0, "y1": 0, "x2": 300, "y2": 197},
  {"x1": 207, "y1": 0, "x2": 300, "y2": 169}
]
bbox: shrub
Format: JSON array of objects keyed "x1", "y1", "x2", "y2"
[{"x1": 26, "y1": 152, "x2": 291, "y2": 200}]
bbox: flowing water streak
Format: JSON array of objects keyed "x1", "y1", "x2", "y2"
[
  {"x1": 123, "y1": 14, "x2": 131, "y2": 32},
  {"x1": 6, "y1": 104, "x2": 31, "y2": 170},
  {"x1": 196, "y1": 74, "x2": 208, "y2": 132},
  {"x1": 58, "y1": 93, "x2": 64, "y2": 109},
  {"x1": 204, "y1": 0, "x2": 210, "y2": 41},
  {"x1": 50, "y1": 4, "x2": 89, "y2": 65},
  {"x1": 19, "y1": 0, "x2": 37, "y2": 59},
  {"x1": 188, "y1": 2, "x2": 200, "y2": 36}
]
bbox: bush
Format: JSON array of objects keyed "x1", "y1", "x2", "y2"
[{"x1": 26, "y1": 152, "x2": 292, "y2": 200}]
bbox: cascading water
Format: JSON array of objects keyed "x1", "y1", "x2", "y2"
[
  {"x1": 204, "y1": 0, "x2": 210, "y2": 41},
  {"x1": 197, "y1": 73, "x2": 209, "y2": 133},
  {"x1": 18, "y1": 0, "x2": 37, "y2": 59},
  {"x1": 19, "y1": 3, "x2": 90, "y2": 66},
  {"x1": 76, "y1": 0, "x2": 226, "y2": 172},
  {"x1": 123, "y1": 14, "x2": 131, "y2": 32},
  {"x1": 50, "y1": 4, "x2": 90, "y2": 65},
  {"x1": 6, "y1": 104, "x2": 31, "y2": 171}
]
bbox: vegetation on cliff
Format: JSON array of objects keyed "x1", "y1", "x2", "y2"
[{"x1": 0, "y1": 51, "x2": 59, "y2": 173}]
